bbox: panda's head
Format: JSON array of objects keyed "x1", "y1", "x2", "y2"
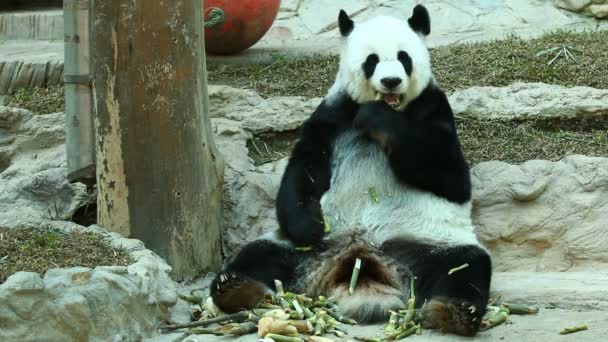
[{"x1": 329, "y1": 5, "x2": 433, "y2": 110}]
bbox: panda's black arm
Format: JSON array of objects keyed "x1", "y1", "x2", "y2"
[
  {"x1": 276, "y1": 97, "x2": 357, "y2": 246},
  {"x1": 354, "y1": 88, "x2": 471, "y2": 204}
]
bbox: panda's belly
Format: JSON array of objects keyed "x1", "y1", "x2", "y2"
[{"x1": 320, "y1": 131, "x2": 479, "y2": 248}]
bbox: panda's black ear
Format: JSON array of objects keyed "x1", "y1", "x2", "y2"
[
  {"x1": 408, "y1": 4, "x2": 430, "y2": 36},
  {"x1": 338, "y1": 10, "x2": 354, "y2": 37}
]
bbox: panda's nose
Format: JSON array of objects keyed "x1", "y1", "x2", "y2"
[{"x1": 381, "y1": 77, "x2": 402, "y2": 89}]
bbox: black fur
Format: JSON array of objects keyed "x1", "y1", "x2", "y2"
[
  {"x1": 354, "y1": 84, "x2": 471, "y2": 203},
  {"x1": 408, "y1": 4, "x2": 431, "y2": 36},
  {"x1": 380, "y1": 77, "x2": 402, "y2": 89},
  {"x1": 382, "y1": 239, "x2": 491, "y2": 336},
  {"x1": 362, "y1": 53, "x2": 379, "y2": 79},
  {"x1": 338, "y1": 10, "x2": 354, "y2": 37},
  {"x1": 397, "y1": 50, "x2": 413, "y2": 76},
  {"x1": 275, "y1": 94, "x2": 359, "y2": 246},
  {"x1": 210, "y1": 239, "x2": 297, "y2": 312},
  {"x1": 382, "y1": 239, "x2": 491, "y2": 311}
]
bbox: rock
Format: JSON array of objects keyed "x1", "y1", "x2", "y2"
[
  {"x1": 0, "y1": 10, "x2": 63, "y2": 41},
  {"x1": 555, "y1": 0, "x2": 592, "y2": 12},
  {"x1": 0, "y1": 223, "x2": 177, "y2": 342},
  {"x1": 0, "y1": 272, "x2": 44, "y2": 293},
  {"x1": 280, "y1": 0, "x2": 301, "y2": 12},
  {"x1": 0, "y1": 107, "x2": 92, "y2": 227},
  {"x1": 449, "y1": 82, "x2": 608, "y2": 121},
  {"x1": 208, "y1": 85, "x2": 320, "y2": 133},
  {"x1": 554, "y1": 0, "x2": 608, "y2": 18},
  {"x1": 472, "y1": 155, "x2": 608, "y2": 272},
  {"x1": 491, "y1": 271, "x2": 608, "y2": 310},
  {"x1": 297, "y1": 0, "x2": 369, "y2": 34},
  {"x1": 0, "y1": 109, "x2": 92, "y2": 227},
  {"x1": 589, "y1": 3, "x2": 608, "y2": 17}
]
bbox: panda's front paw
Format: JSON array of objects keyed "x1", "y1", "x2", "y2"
[
  {"x1": 286, "y1": 217, "x2": 325, "y2": 247},
  {"x1": 419, "y1": 297, "x2": 483, "y2": 336},
  {"x1": 354, "y1": 103, "x2": 396, "y2": 152},
  {"x1": 210, "y1": 272, "x2": 267, "y2": 313}
]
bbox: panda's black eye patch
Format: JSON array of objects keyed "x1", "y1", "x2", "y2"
[
  {"x1": 397, "y1": 51, "x2": 413, "y2": 76},
  {"x1": 362, "y1": 53, "x2": 379, "y2": 79}
]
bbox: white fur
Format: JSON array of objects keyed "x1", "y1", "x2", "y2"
[
  {"x1": 328, "y1": 15, "x2": 433, "y2": 110},
  {"x1": 320, "y1": 131, "x2": 483, "y2": 249}
]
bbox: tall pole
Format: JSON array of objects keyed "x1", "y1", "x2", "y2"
[
  {"x1": 91, "y1": 0, "x2": 224, "y2": 280},
  {"x1": 64, "y1": 0, "x2": 95, "y2": 188}
]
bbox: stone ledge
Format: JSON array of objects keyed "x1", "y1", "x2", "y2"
[
  {"x1": 0, "y1": 41, "x2": 63, "y2": 94},
  {"x1": 0, "y1": 221, "x2": 178, "y2": 342},
  {"x1": 0, "y1": 10, "x2": 63, "y2": 41},
  {"x1": 491, "y1": 272, "x2": 608, "y2": 310}
]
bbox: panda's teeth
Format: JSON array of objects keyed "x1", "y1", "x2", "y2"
[{"x1": 375, "y1": 92, "x2": 382, "y2": 101}]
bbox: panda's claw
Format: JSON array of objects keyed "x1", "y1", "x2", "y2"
[
  {"x1": 419, "y1": 297, "x2": 483, "y2": 337},
  {"x1": 210, "y1": 271, "x2": 267, "y2": 314}
]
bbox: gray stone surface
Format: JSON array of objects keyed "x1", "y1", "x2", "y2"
[
  {"x1": 555, "y1": 0, "x2": 608, "y2": 18},
  {"x1": 0, "y1": 106, "x2": 91, "y2": 226},
  {"x1": 209, "y1": 85, "x2": 320, "y2": 133},
  {"x1": 0, "y1": 221, "x2": 177, "y2": 342},
  {"x1": 150, "y1": 272, "x2": 608, "y2": 342},
  {"x1": 449, "y1": 82, "x2": 608, "y2": 121},
  {"x1": 0, "y1": 10, "x2": 63, "y2": 40},
  {"x1": 213, "y1": 0, "x2": 608, "y2": 63},
  {"x1": 0, "y1": 41, "x2": 63, "y2": 94},
  {"x1": 472, "y1": 156, "x2": 608, "y2": 272}
]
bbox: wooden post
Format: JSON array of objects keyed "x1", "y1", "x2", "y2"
[{"x1": 91, "y1": 0, "x2": 224, "y2": 280}]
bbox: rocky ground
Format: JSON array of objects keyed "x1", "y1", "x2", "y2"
[{"x1": 1, "y1": 1, "x2": 608, "y2": 341}]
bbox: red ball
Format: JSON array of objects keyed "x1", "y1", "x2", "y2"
[{"x1": 203, "y1": 0, "x2": 281, "y2": 55}]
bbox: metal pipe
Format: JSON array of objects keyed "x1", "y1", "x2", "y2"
[{"x1": 64, "y1": 0, "x2": 95, "y2": 189}]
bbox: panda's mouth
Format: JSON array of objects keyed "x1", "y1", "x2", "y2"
[{"x1": 375, "y1": 92, "x2": 403, "y2": 108}]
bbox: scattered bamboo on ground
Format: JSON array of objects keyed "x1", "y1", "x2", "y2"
[
  {"x1": 165, "y1": 279, "x2": 356, "y2": 340},
  {"x1": 501, "y1": 302, "x2": 539, "y2": 315},
  {"x1": 559, "y1": 324, "x2": 588, "y2": 335},
  {"x1": 480, "y1": 305, "x2": 509, "y2": 331}
]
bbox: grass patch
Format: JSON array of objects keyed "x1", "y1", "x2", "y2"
[
  {"x1": 0, "y1": 227, "x2": 131, "y2": 284},
  {"x1": 248, "y1": 118, "x2": 608, "y2": 167},
  {"x1": 4, "y1": 85, "x2": 64, "y2": 114},
  {"x1": 456, "y1": 119, "x2": 607, "y2": 165},
  {"x1": 208, "y1": 30, "x2": 608, "y2": 97}
]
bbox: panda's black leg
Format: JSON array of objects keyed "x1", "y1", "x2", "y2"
[
  {"x1": 412, "y1": 246, "x2": 492, "y2": 336},
  {"x1": 210, "y1": 239, "x2": 297, "y2": 313}
]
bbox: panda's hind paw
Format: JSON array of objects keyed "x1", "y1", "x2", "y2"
[
  {"x1": 418, "y1": 297, "x2": 483, "y2": 336},
  {"x1": 210, "y1": 271, "x2": 267, "y2": 313}
]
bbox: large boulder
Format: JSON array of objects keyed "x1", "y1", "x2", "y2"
[
  {"x1": 472, "y1": 155, "x2": 608, "y2": 271},
  {"x1": 449, "y1": 82, "x2": 608, "y2": 121},
  {"x1": 208, "y1": 85, "x2": 320, "y2": 133},
  {"x1": 554, "y1": 0, "x2": 608, "y2": 19},
  {"x1": 0, "y1": 107, "x2": 92, "y2": 227},
  {"x1": 0, "y1": 221, "x2": 177, "y2": 342}
]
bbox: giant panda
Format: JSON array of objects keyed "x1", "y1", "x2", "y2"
[{"x1": 210, "y1": 4, "x2": 492, "y2": 337}]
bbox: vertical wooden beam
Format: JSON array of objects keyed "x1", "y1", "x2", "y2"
[{"x1": 91, "y1": 0, "x2": 224, "y2": 280}]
